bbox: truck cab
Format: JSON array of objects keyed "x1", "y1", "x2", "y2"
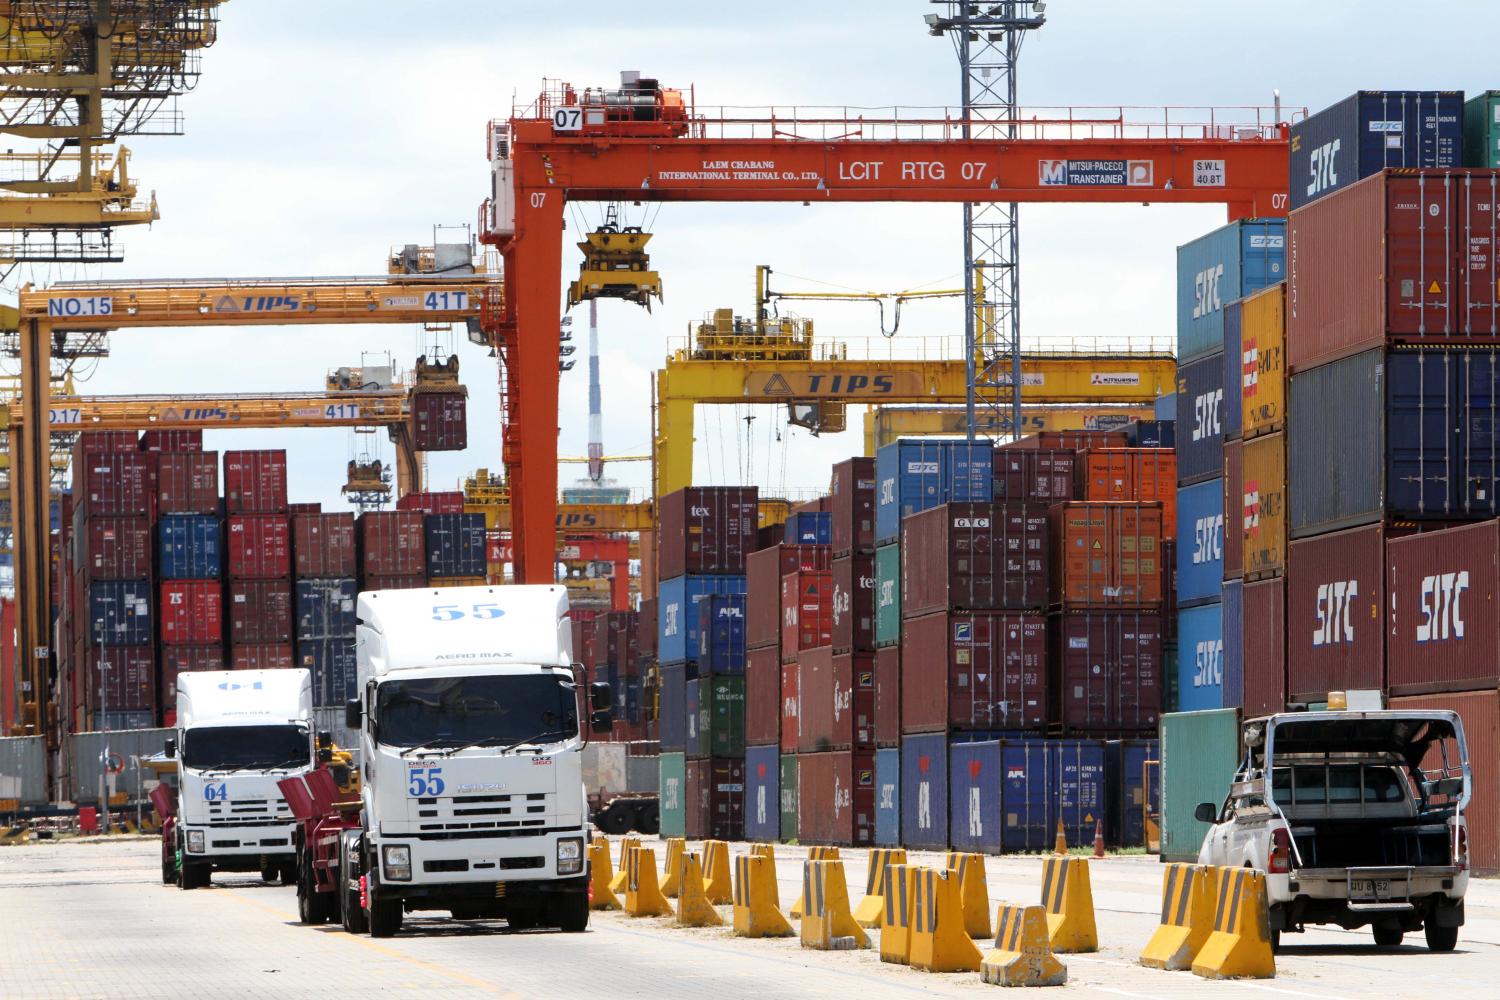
[
  {"x1": 1197, "y1": 698, "x2": 1470, "y2": 951},
  {"x1": 168, "y1": 669, "x2": 314, "y2": 889},
  {"x1": 342, "y1": 584, "x2": 610, "y2": 937}
]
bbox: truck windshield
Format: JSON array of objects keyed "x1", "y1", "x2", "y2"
[
  {"x1": 182, "y1": 725, "x2": 310, "y2": 771},
  {"x1": 374, "y1": 673, "x2": 579, "y2": 749}
]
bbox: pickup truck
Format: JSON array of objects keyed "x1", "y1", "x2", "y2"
[{"x1": 1196, "y1": 707, "x2": 1470, "y2": 952}]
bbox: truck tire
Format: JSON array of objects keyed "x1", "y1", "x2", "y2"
[
  {"x1": 297, "y1": 851, "x2": 334, "y2": 925},
  {"x1": 597, "y1": 802, "x2": 633, "y2": 836},
  {"x1": 261, "y1": 862, "x2": 280, "y2": 883},
  {"x1": 280, "y1": 859, "x2": 298, "y2": 885},
  {"x1": 1424, "y1": 923, "x2": 1458, "y2": 952},
  {"x1": 554, "y1": 889, "x2": 589, "y2": 933},
  {"x1": 1372, "y1": 925, "x2": 1404, "y2": 947},
  {"x1": 161, "y1": 840, "x2": 176, "y2": 885},
  {"x1": 179, "y1": 861, "x2": 209, "y2": 890},
  {"x1": 339, "y1": 863, "x2": 367, "y2": 935},
  {"x1": 368, "y1": 896, "x2": 403, "y2": 938},
  {"x1": 636, "y1": 801, "x2": 660, "y2": 835}
]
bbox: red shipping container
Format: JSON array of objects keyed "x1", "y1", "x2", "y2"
[
  {"x1": 831, "y1": 553, "x2": 875, "y2": 652},
  {"x1": 1222, "y1": 441, "x2": 1243, "y2": 579},
  {"x1": 1078, "y1": 448, "x2": 1179, "y2": 536},
  {"x1": 656, "y1": 486, "x2": 759, "y2": 580},
  {"x1": 223, "y1": 450, "x2": 288, "y2": 514},
  {"x1": 231, "y1": 644, "x2": 295, "y2": 670},
  {"x1": 638, "y1": 598, "x2": 658, "y2": 661},
  {"x1": 900, "y1": 503, "x2": 1049, "y2": 616},
  {"x1": 84, "y1": 645, "x2": 155, "y2": 713},
  {"x1": 363, "y1": 574, "x2": 426, "y2": 591},
  {"x1": 73, "y1": 452, "x2": 154, "y2": 517},
  {"x1": 797, "y1": 751, "x2": 875, "y2": 846},
  {"x1": 900, "y1": 611, "x2": 1047, "y2": 733},
  {"x1": 159, "y1": 581, "x2": 223, "y2": 646},
  {"x1": 780, "y1": 662, "x2": 799, "y2": 753},
  {"x1": 1285, "y1": 523, "x2": 1386, "y2": 701},
  {"x1": 799, "y1": 649, "x2": 875, "y2": 753},
  {"x1": 798, "y1": 645, "x2": 834, "y2": 753},
  {"x1": 139, "y1": 429, "x2": 203, "y2": 452},
  {"x1": 1050, "y1": 611, "x2": 1162, "y2": 733},
  {"x1": 72, "y1": 431, "x2": 138, "y2": 458},
  {"x1": 1003, "y1": 430, "x2": 1130, "y2": 451},
  {"x1": 293, "y1": 513, "x2": 357, "y2": 579},
  {"x1": 1386, "y1": 520, "x2": 1500, "y2": 696},
  {"x1": 1242, "y1": 577, "x2": 1286, "y2": 718},
  {"x1": 412, "y1": 392, "x2": 468, "y2": 451},
  {"x1": 749, "y1": 548, "x2": 782, "y2": 650},
  {"x1": 993, "y1": 448, "x2": 1080, "y2": 506},
  {"x1": 288, "y1": 502, "x2": 323, "y2": 516},
  {"x1": 781, "y1": 570, "x2": 832, "y2": 659},
  {"x1": 396, "y1": 491, "x2": 466, "y2": 514},
  {"x1": 161, "y1": 645, "x2": 225, "y2": 708},
  {"x1": 155, "y1": 452, "x2": 220, "y2": 515},
  {"x1": 74, "y1": 516, "x2": 151, "y2": 581},
  {"x1": 226, "y1": 515, "x2": 291, "y2": 579},
  {"x1": 831, "y1": 457, "x2": 876, "y2": 555},
  {"x1": 1389, "y1": 689, "x2": 1500, "y2": 874},
  {"x1": 874, "y1": 645, "x2": 900, "y2": 746},
  {"x1": 745, "y1": 645, "x2": 780, "y2": 746},
  {"x1": 1048, "y1": 502, "x2": 1164, "y2": 608},
  {"x1": 359, "y1": 511, "x2": 426, "y2": 577},
  {"x1": 228, "y1": 579, "x2": 293, "y2": 644}
]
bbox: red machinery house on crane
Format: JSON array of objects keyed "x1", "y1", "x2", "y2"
[{"x1": 479, "y1": 74, "x2": 1294, "y2": 583}]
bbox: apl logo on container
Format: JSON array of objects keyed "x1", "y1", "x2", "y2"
[
  {"x1": 1312, "y1": 580, "x2": 1359, "y2": 646},
  {"x1": 1417, "y1": 572, "x2": 1469, "y2": 642}
]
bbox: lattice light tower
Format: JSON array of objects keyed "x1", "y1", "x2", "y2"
[{"x1": 925, "y1": 1, "x2": 1046, "y2": 441}]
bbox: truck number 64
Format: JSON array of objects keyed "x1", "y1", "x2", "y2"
[{"x1": 408, "y1": 767, "x2": 445, "y2": 796}]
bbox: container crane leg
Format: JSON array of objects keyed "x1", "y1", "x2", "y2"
[{"x1": 14, "y1": 319, "x2": 52, "y2": 753}]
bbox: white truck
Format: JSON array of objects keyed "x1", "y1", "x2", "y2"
[
  {"x1": 1196, "y1": 702, "x2": 1470, "y2": 952},
  {"x1": 333, "y1": 584, "x2": 611, "y2": 937},
  {"x1": 165, "y1": 669, "x2": 314, "y2": 889}
]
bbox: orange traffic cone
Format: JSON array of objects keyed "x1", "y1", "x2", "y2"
[
  {"x1": 1092, "y1": 819, "x2": 1106, "y2": 859},
  {"x1": 1053, "y1": 817, "x2": 1067, "y2": 855}
]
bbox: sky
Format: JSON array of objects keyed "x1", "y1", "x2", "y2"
[{"x1": 7, "y1": 0, "x2": 1499, "y2": 510}]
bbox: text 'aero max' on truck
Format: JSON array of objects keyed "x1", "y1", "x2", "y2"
[{"x1": 280, "y1": 584, "x2": 612, "y2": 937}]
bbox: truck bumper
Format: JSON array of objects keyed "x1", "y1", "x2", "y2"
[
  {"x1": 182, "y1": 823, "x2": 296, "y2": 869},
  {"x1": 1271, "y1": 867, "x2": 1467, "y2": 931},
  {"x1": 368, "y1": 830, "x2": 589, "y2": 901}
]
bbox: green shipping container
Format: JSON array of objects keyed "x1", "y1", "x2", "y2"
[
  {"x1": 874, "y1": 543, "x2": 901, "y2": 646},
  {"x1": 1465, "y1": 90, "x2": 1500, "y2": 166},
  {"x1": 688, "y1": 675, "x2": 746, "y2": 759},
  {"x1": 780, "y1": 753, "x2": 798, "y2": 841},
  {"x1": 1159, "y1": 709, "x2": 1240, "y2": 861},
  {"x1": 659, "y1": 752, "x2": 687, "y2": 838}
]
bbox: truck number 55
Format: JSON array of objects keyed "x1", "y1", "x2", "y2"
[
  {"x1": 408, "y1": 767, "x2": 445, "y2": 796},
  {"x1": 431, "y1": 603, "x2": 504, "y2": 621}
]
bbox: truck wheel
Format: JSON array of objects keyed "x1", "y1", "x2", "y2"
[
  {"x1": 161, "y1": 841, "x2": 176, "y2": 885},
  {"x1": 554, "y1": 890, "x2": 590, "y2": 933},
  {"x1": 1424, "y1": 923, "x2": 1458, "y2": 953},
  {"x1": 597, "y1": 802, "x2": 633, "y2": 836},
  {"x1": 280, "y1": 859, "x2": 298, "y2": 885},
  {"x1": 636, "y1": 802, "x2": 660, "y2": 835},
  {"x1": 368, "y1": 896, "x2": 403, "y2": 938},
  {"x1": 339, "y1": 864, "x2": 367, "y2": 935},
  {"x1": 1372, "y1": 925, "x2": 1404, "y2": 948},
  {"x1": 180, "y1": 862, "x2": 209, "y2": 890},
  {"x1": 507, "y1": 905, "x2": 541, "y2": 931},
  {"x1": 261, "y1": 862, "x2": 280, "y2": 883}
]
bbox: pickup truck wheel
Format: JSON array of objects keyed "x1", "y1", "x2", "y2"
[
  {"x1": 597, "y1": 802, "x2": 633, "y2": 836},
  {"x1": 1424, "y1": 923, "x2": 1458, "y2": 953},
  {"x1": 636, "y1": 802, "x2": 660, "y2": 835},
  {"x1": 1372, "y1": 925, "x2": 1404, "y2": 948},
  {"x1": 555, "y1": 890, "x2": 589, "y2": 933},
  {"x1": 368, "y1": 896, "x2": 403, "y2": 938}
]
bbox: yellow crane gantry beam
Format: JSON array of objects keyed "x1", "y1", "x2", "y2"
[{"x1": 4, "y1": 389, "x2": 411, "y2": 431}]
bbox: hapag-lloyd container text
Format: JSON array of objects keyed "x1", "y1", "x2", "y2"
[
  {"x1": 900, "y1": 503, "x2": 1049, "y2": 615},
  {"x1": 1176, "y1": 218, "x2": 1286, "y2": 362},
  {"x1": 1386, "y1": 520, "x2": 1500, "y2": 695},
  {"x1": 1175, "y1": 352, "x2": 1226, "y2": 485},
  {"x1": 1079, "y1": 449, "x2": 1178, "y2": 535},
  {"x1": 1286, "y1": 523, "x2": 1386, "y2": 699},
  {"x1": 874, "y1": 439, "x2": 993, "y2": 544},
  {"x1": 1289, "y1": 91, "x2": 1462, "y2": 209}
]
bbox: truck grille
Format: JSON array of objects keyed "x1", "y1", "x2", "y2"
[
  {"x1": 414, "y1": 792, "x2": 556, "y2": 834},
  {"x1": 205, "y1": 797, "x2": 294, "y2": 827}
]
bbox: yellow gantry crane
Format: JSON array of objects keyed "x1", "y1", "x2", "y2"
[{"x1": 861, "y1": 404, "x2": 1157, "y2": 455}]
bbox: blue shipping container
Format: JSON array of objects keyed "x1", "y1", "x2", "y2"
[
  {"x1": 657, "y1": 574, "x2": 746, "y2": 667},
  {"x1": 1176, "y1": 218, "x2": 1286, "y2": 363},
  {"x1": 900, "y1": 733, "x2": 948, "y2": 850},
  {"x1": 157, "y1": 515, "x2": 221, "y2": 581},
  {"x1": 613, "y1": 674, "x2": 642, "y2": 725},
  {"x1": 87, "y1": 580, "x2": 153, "y2": 647},
  {"x1": 423, "y1": 513, "x2": 486, "y2": 579},
  {"x1": 875, "y1": 747, "x2": 901, "y2": 846},
  {"x1": 1177, "y1": 601, "x2": 1224, "y2": 712},
  {"x1": 685, "y1": 679, "x2": 703, "y2": 758},
  {"x1": 1124, "y1": 420, "x2": 1175, "y2": 449},
  {"x1": 696, "y1": 594, "x2": 746, "y2": 675},
  {"x1": 785, "y1": 511, "x2": 832, "y2": 546},
  {"x1": 1289, "y1": 91, "x2": 1463, "y2": 209},
  {"x1": 1176, "y1": 478, "x2": 1224, "y2": 607},
  {"x1": 1054, "y1": 739, "x2": 1109, "y2": 850},
  {"x1": 1104, "y1": 739, "x2": 1159, "y2": 848},
  {"x1": 295, "y1": 578, "x2": 357, "y2": 640},
  {"x1": 659, "y1": 661, "x2": 687, "y2": 751},
  {"x1": 1154, "y1": 392, "x2": 1177, "y2": 422},
  {"x1": 297, "y1": 639, "x2": 357, "y2": 708},
  {"x1": 1221, "y1": 579, "x2": 1244, "y2": 711},
  {"x1": 1176, "y1": 352, "x2": 1226, "y2": 485},
  {"x1": 744, "y1": 744, "x2": 780, "y2": 841},
  {"x1": 874, "y1": 440, "x2": 993, "y2": 544},
  {"x1": 949, "y1": 739, "x2": 1055, "y2": 854}
]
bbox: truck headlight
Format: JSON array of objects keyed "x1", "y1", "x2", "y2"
[
  {"x1": 186, "y1": 830, "x2": 205, "y2": 854},
  {"x1": 382, "y1": 844, "x2": 412, "y2": 881},
  {"x1": 556, "y1": 836, "x2": 584, "y2": 876}
]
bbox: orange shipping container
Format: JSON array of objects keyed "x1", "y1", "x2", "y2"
[
  {"x1": 1242, "y1": 431, "x2": 1288, "y2": 580},
  {"x1": 1240, "y1": 282, "x2": 1287, "y2": 439},
  {"x1": 1077, "y1": 449, "x2": 1178, "y2": 535},
  {"x1": 1047, "y1": 502, "x2": 1164, "y2": 608}
]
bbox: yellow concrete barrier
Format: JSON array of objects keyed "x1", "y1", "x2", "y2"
[
  {"x1": 749, "y1": 842, "x2": 776, "y2": 863},
  {"x1": 800, "y1": 859, "x2": 868, "y2": 951},
  {"x1": 675, "y1": 853, "x2": 724, "y2": 928},
  {"x1": 701, "y1": 839, "x2": 733, "y2": 905},
  {"x1": 1191, "y1": 867, "x2": 1275, "y2": 981},
  {"x1": 609, "y1": 835, "x2": 640, "y2": 893},
  {"x1": 789, "y1": 845, "x2": 840, "y2": 918},
  {"x1": 732, "y1": 853, "x2": 794, "y2": 938},
  {"x1": 981, "y1": 904, "x2": 1068, "y2": 987},
  {"x1": 908, "y1": 866, "x2": 982, "y2": 972},
  {"x1": 624, "y1": 845, "x2": 672, "y2": 917},
  {"x1": 660, "y1": 837, "x2": 686, "y2": 898},
  {"x1": 1140, "y1": 863, "x2": 1216, "y2": 971},
  {"x1": 854, "y1": 848, "x2": 909, "y2": 928},
  {"x1": 1040, "y1": 856, "x2": 1097, "y2": 953},
  {"x1": 878, "y1": 863, "x2": 915, "y2": 965},
  {"x1": 589, "y1": 838, "x2": 622, "y2": 911},
  {"x1": 946, "y1": 851, "x2": 993, "y2": 939}
]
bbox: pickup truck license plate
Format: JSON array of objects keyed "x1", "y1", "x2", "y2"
[{"x1": 1349, "y1": 879, "x2": 1391, "y2": 897}]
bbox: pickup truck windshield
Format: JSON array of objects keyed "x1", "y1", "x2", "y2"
[
  {"x1": 375, "y1": 674, "x2": 578, "y2": 749},
  {"x1": 182, "y1": 725, "x2": 310, "y2": 771}
]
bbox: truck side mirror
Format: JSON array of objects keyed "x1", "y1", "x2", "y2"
[
  {"x1": 163, "y1": 738, "x2": 176, "y2": 759},
  {"x1": 589, "y1": 708, "x2": 614, "y2": 735},
  {"x1": 317, "y1": 730, "x2": 333, "y2": 763},
  {"x1": 589, "y1": 682, "x2": 612, "y2": 713},
  {"x1": 1194, "y1": 802, "x2": 1218, "y2": 824},
  {"x1": 345, "y1": 698, "x2": 362, "y2": 730}
]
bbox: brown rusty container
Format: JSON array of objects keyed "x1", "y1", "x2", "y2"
[
  {"x1": 901, "y1": 503, "x2": 1049, "y2": 616},
  {"x1": 358, "y1": 511, "x2": 426, "y2": 577},
  {"x1": 1242, "y1": 431, "x2": 1288, "y2": 580},
  {"x1": 227, "y1": 579, "x2": 293, "y2": 645},
  {"x1": 1222, "y1": 441, "x2": 1243, "y2": 580},
  {"x1": 73, "y1": 451, "x2": 155, "y2": 518},
  {"x1": 223, "y1": 450, "x2": 288, "y2": 515},
  {"x1": 781, "y1": 570, "x2": 832, "y2": 660},
  {"x1": 900, "y1": 610, "x2": 1047, "y2": 733},
  {"x1": 1242, "y1": 577, "x2": 1287, "y2": 717},
  {"x1": 798, "y1": 648, "x2": 874, "y2": 752},
  {"x1": 1389, "y1": 689, "x2": 1500, "y2": 874},
  {"x1": 874, "y1": 645, "x2": 900, "y2": 747},
  {"x1": 230, "y1": 643, "x2": 295, "y2": 670},
  {"x1": 796, "y1": 750, "x2": 876, "y2": 846},
  {"x1": 139, "y1": 429, "x2": 203, "y2": 453},
  {"x1": 225, "y1": 515, "x2": 291, "y2": 580},
  {"x1": 746, "y1": 544, "x2": 828, "y2": 649},
  {"x1": 1050, "y1": 611, "x2": 1162, "y2": 734},
  {"x1": 1048, "y1": 502, "x2": 1164, "y2": 608},
  {"x1": 1387, "y1": 520, "x2": 1500, "y2": 695},
  {"x1": 656, "y1": 486, "x2": 759, "y2": 580},
  {"x1": 685, "y1": 757, "x2": 745, "y2": 841},
  {"x1": 1285, "y1": 523, "x2": 1386, "y2": 701},
  {"x1": 992, "y1": 448, "x2": 1080, "y2": 506},
  {"x1": 155, "y1": 452, "x2": 220, "y2": 516},
  {"x1": 831, "y1": 457, "x2": 876, "y2": 555},
  {"x1": 780, "y1": 662, "x2": 799, "y2": 753},
  {"x1": 411, "y1": 392, "x2": 468, "y2": 451},
  {"x1": 1003, "y1": 430, "x2": 1129, "y2": 451},
  {"x1": 293, "y1": 513, "x2": 357, "y2": 579},
  {"x1": 637, "y1": 597, "x2": 658, "y2": 662},
  {"x1": 745, "y1": 645, "x2": 781, "y2": 747},
  {"x1": 74, "y1": 516, "x2": 152, "y2": 582},
  {"x1": 831, "y1": 553, "x2": 875, "y2": 652}
]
